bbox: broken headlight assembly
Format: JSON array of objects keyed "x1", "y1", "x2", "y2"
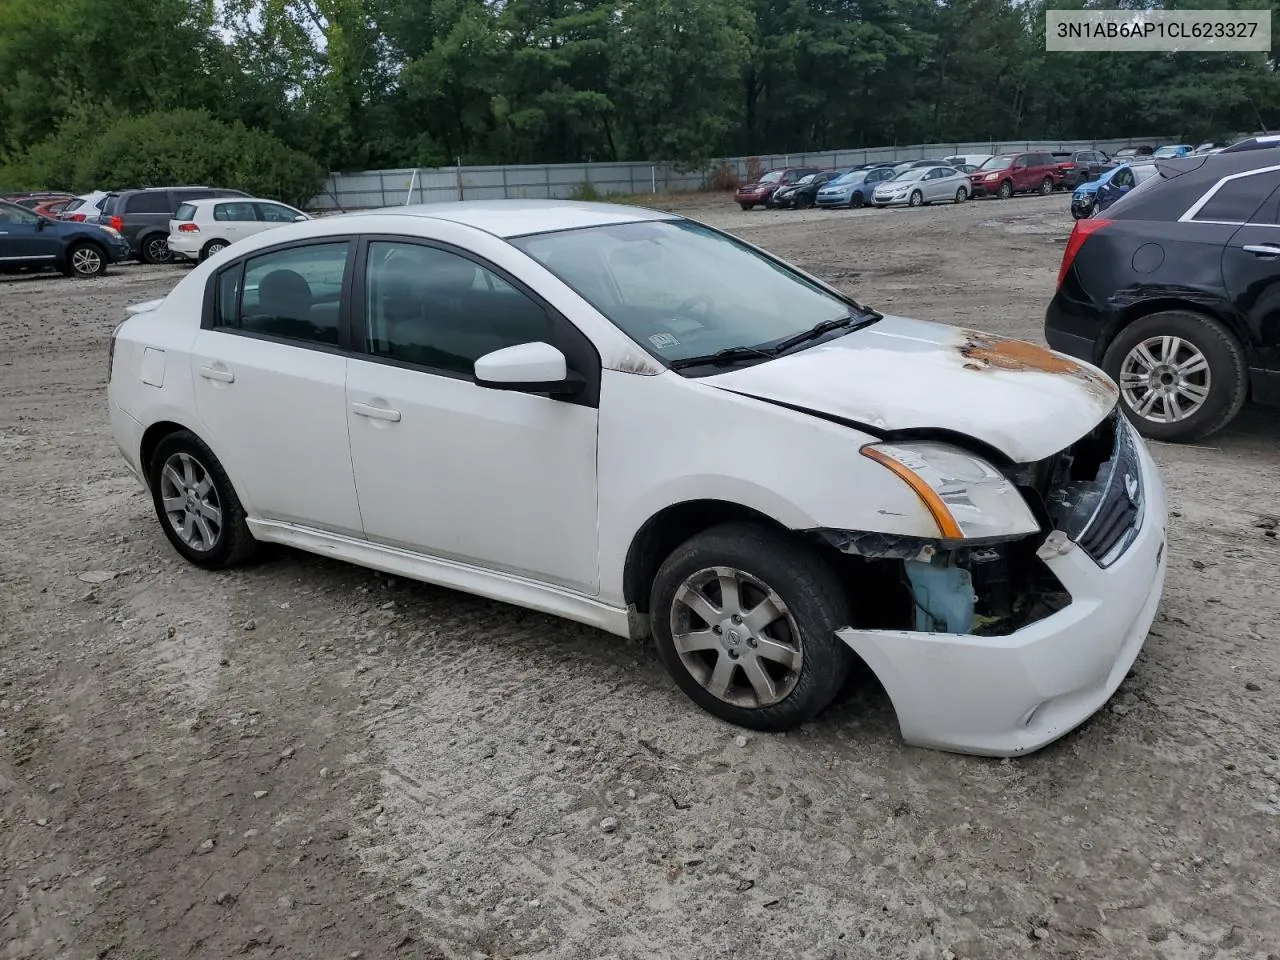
[{"x1": 861, "y1": 441, "x2": 1041, "y2": 542}]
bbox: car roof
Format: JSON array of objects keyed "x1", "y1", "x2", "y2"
[{"x1": 340, "y1": 200, "x2": 679, "y2": 238}]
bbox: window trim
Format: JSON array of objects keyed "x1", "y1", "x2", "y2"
[
  {"x1": 202, "y1": 235, "x2": 358, "y2": 354},
  {"x1": 350, "y1": 234, "x2": 602, "y2": 407},
  {"x1": 1178, "y1": 164, "x2": 1280, "y2": 226}
]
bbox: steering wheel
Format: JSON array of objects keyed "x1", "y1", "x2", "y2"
[{"x1": 674, "y1": 293, "x2": 714, "y2": 317}]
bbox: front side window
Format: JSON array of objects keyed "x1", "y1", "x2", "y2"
[
  {"x1": 257, "y1": 203, "x2": 301, "y2": 223},
  {"x1": 218, "y1": 242, "x2": 350, "y2": 345},
  {"x1": 0, "y1": 201, "x2": 39, "y2": 225},
  {"x1": 510, "y1": 220, "x2": 866, "y2": 367},
  {"x1": 363, "y1": 241, "x2": 555, "y2": 376},
  {"x1": 215, "y1": 202, "x2": 258, "y2": 222}
]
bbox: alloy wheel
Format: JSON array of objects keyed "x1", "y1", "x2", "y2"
[
  {"x1": 669, "y1": 566, "x2": 803, "y2": 708},
  {"x1": 146, "y1": 237, "x2": 171, "y2": 263},
  {"x1": 1119, "y1": 336, "x2": 1212, "y2": 423},
  {"x1": 71, "y1": 247, "x2": 102, "y2": 276},
  {"x1": 159, "y1": 452, "x2": 223, "y2": 551}
]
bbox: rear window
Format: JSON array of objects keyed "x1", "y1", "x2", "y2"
[
  {"x1": 174, "y1": 203, "x2": 197, "y2": 221},
  {"x1": 62, "y1": 198, "x2": 85, "y2": 212},
  {"x1": 125, "y1": 192, "x2": 173, "y2": 214}
]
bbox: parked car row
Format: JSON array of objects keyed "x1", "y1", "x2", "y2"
[{"x1": 0, "y1": 185, "x2": 309, "y2": 280}]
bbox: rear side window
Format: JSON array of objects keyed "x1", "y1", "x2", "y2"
[
  {"x1": 216, "y1": 241, "x2": 350, "y2": 346},
  {"x1": 125, "y1": 192, "x2": 172, "y2": 214},
  {"x1": 174, "y1": 203, "x2": 197, "y2": 221},
  {"x1": 215, "y1": 202, "x2": 258, "y2": 222},
  {"x1": 1191, "y1": 170, "x2": 1280, "y2": 224}
]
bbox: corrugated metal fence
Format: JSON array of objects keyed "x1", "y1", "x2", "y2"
[{"x1": 311, "y1": 137, "x2": 1168, "y2": 211}]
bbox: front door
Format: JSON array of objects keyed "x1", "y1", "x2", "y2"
[
  {"x1": 0, "y1": 203, "x2": 61, "y2": 267},
  {"x1": 345, "y1": 238, "x2": 601, "y2": 593},
  {"x1": 189, "y1": 238, "x2": 364, "y2": 536}
]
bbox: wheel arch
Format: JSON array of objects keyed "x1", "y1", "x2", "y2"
[
  {"x1": 1101, "y1": 297, "x2": 1250, "y2": 366},
  {"x1": 138, "y1": 419, "x2": 253, "y2": 511}
]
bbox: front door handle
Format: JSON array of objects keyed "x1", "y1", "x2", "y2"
[
  {"x1": 351, "y1": 401, "x2": 402, "y2": 422},
  {"x1": 1242, "y1": 243, "x2": 1280, "y2": 258},
  {"x1": 198, "y1": 365, "x2": 235, "y2": 383}
]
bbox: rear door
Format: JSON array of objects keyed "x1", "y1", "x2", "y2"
[
  {"x1": 190, "y1": 238, "x2": 364, "y2": 535},
  {"x1": 1215, "y1": 168, "x2": 1280, "y2": 380},
  {"x1": 212, "y1": 200, "x2": 261, "y2": 244}
]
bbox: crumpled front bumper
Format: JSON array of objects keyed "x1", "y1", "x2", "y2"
[{"x1": 836, "y1": 431, "x2": 1168, "y2": 757}]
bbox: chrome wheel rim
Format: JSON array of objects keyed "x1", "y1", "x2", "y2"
[
  {"x1": 208, "y1": 242, "x2": 225, "y2": 255},
  {"x1": 909, "y1": 192, "x2": 922, "y2": 206},
  {"x1": 1119, "y1": 336, "x2": 1212, "y2": 423},
  {"x1": 147, "y1": 238, "x2": 170, "y2": 262},
  {"x1": 955, "y1": 188, "x2": 966, "y2": 203},
  {"x1": 72, "y1": 248, "x2": 101, "y2": 275},
  {"x1": 160, "y1": 452, "x2": 222, "y2": 551},
  {"x1": 999, "y1": 182, "x2": 1012, "y2": 198},
  {"x1": 1041, "y1": 178, "x2": 1052, "y2": 194},
  {"x1": 669, "y1": 566, "x2": 803, "y2": 708}
]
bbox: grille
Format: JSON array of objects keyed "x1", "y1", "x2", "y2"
[
  {"x1": 1024, "y1": 410, "x2": 1145, "y2": 568},
  {"x1": 1076, "y1": 420, "x2": 1143, "y2": 565}
]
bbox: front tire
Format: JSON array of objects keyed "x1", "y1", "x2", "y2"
[
  {"x1": 850, "y1": 191, "x2": 865, "y2": 209},
  {"x1": 1039, "y1": 176, "x2": 1054, "y2": 195},
  {"x1": 148, "y1": 430, "x2": 258, "y2": 569},
  {"x1": 739, "y1": 203, "x2": 753, "y2": 211},
  {"x1": 997, "y1": 180, "x2": 1013, "y2": 199},
  {"x1": 65, "y1": 242, "x2": 107, "y2": 278},
  {"x1": 1102, "y1": 310, "x2": 1248, "y2": 442},
  {"x1": 908, "y1": 190, "x2": 923, "y2": 207},
  {"x1": 651, "y1": 522, "x2": 854, "y2": 732}
]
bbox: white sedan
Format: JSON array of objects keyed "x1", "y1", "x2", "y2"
[
  {"x1": 167, "y1": 197, "x2": 309, "y2": 263},
  {"x1": 107, "y1": 200, "x2": 1167, "y2": 756},
  {"x1": 873, "y1": 165, "x2": 972, "y2": 207}
]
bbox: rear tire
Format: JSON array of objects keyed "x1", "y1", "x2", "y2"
[
  {"x1": 148, "y1": 430, "x2": 258, "y2": 569},
  {"x1": 140, "y1": 234, "x2": 172, "y2": 265},
  {"x1": 200, "y1": 239, "x2": 228, "y2": 262},
  {"x1": 651, "y1": 522, "x2": 855, "y2": 732},
  {"x1": 1101, "y1": 310, "x2": 1248, "y2": 442},
  {"x1": 954, "y1": 187, "x2": 967, "y2": 203}
]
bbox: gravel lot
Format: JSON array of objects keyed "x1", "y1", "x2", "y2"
[{"x1": 2, "y1": 193, "x2": 1279, "y2": 960}]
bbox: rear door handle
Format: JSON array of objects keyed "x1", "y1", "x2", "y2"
[
  {"x1": 351, "y1": 401, "x2": 401, "y2": 422},
  {"x1": 198, "y1": 365, "x2": 235, "y2": 383},
  {"x1": 1242, "y1": 243, "x2": 1280, "y2": 258}
]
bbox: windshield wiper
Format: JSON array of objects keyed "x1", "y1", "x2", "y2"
[
  {"x1": 668, "y1": 345, "x2": 777, "y2": 370},
  {"x1": 769, "y1": 312, "x2": 878, "y2": 355}
]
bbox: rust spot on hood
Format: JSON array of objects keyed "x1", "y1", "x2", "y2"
[{"x1": 957, "y1": 330, "x2": 1118, "y2": 405}]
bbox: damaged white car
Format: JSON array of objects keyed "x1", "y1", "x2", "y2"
[{"x1": 107, "y1": 200, "x2": 1168, "y2": 756}]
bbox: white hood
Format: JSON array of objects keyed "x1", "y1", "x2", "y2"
[{"x1": 703, "y1": 315, "x2": 1118, "y2": 463}]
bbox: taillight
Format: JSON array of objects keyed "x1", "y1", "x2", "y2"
[
  {"x1": 68, "y1": 213, "x2": 86, "y2": 222},
  {"x1": 109, "y1": 215, "x2": 123, "y2": 231},
  {"x1": 178, "y1": 223, "x2": 199, "y2": 232},
  {"x1": 1060, "y1": 163, "x2": 1075, "y2": 169},
  {"x1": 1057, "y1": 217, "x2": 1112, "y2": 288}
]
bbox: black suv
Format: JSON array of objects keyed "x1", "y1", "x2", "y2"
[
  {"x1": 1046, "y1": 148, "x2": 1280, "y2": 441},
  {"x1": 1053, "y1": 149, "x2": 1114, "y2": 189},
  {"x1": 101, "y1": 187, "x2": 249, "y2": 264}
]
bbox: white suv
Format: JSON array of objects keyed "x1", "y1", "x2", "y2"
[
  {"x1": 168, "y1": 197, "x2": 308, "y2": 263},
  {"x1": 107, "y1": 200, "x2": 1168, "y2": 756}
]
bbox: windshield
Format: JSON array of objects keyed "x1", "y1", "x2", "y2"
[
  {"x1": 981, "y1": 155, "x2": 1014, "y2": 170},
  {"x1": 795, "y1": 174, "x2": 817, "y2": 185},
  {"x1": 1153, "y1": 146, "x2": 1185, "y2": 157},
  {"x1": 510, "y1": 220, "x2": 868, "y2": 367},
  {"x1": 891, "y1": 168, "x2": 926, "y2": 182},
  {"x1": 831, "y1": 170, "x2": 864, "y2": 185},
  {"x1": 759, "y1": 171, "x2": 782, "y2": 183}
]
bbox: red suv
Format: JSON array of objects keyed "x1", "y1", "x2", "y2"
[
  {"x1": 968, "y1": 152, "x2": 1062, "y2": 199},
  {"x1": 735, "y1": 167, "x2": 822, "y2": 210}
]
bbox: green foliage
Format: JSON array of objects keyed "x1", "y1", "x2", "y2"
[
  {"x1": 2, "y1": 0, "x2": 1280, "y2": 192},
  {"x1": 0, "y1": 110, "x2": 325, "y2": 207},
  {"x1": 568, "y1": 180, "x2": 603, "y2": 201}
]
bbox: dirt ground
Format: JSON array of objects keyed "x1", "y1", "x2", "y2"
[{"x1": 2, "y1": 192, "x2": 1279, "y2": 960}]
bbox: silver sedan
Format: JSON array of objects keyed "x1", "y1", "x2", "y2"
[{"x1": 872, "y1": 165, "x2": 972, "y2": 207}]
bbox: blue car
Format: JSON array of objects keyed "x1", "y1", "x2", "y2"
[
  {"x1": 1152, "y1": 143, "x2": 1194, "y2": 158},
  {"x1": 815, "y1": 165, "x2": 899, "y2": 208},
  {"x1": 0, "y1": 197, "x2": 131, "y2": 277},
  {"x1": 1069, "y1": 161, "x2": 1158, "y2": 219}
]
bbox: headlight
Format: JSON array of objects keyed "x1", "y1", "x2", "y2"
[
  {"x1": 984, "y1": 173, "x2": 999, "y2": 181},
  {"x1": 861, "y1": 441, "x2": 1041, "y2": 541},
  {"x1": 101, "y1": 226, "x2": 122, "y2": 238}
]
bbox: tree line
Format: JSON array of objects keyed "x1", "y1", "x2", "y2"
[{"x1": 1, "y1": 0, "x2": 1278, "y2": 204}]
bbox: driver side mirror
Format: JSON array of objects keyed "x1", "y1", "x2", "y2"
[
  {"x1": 294, "y1": 214, "x2": 308, "y2": 222},
  {"x1": 474, "y1": 341, "x2": 583, "y2": 397}
]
